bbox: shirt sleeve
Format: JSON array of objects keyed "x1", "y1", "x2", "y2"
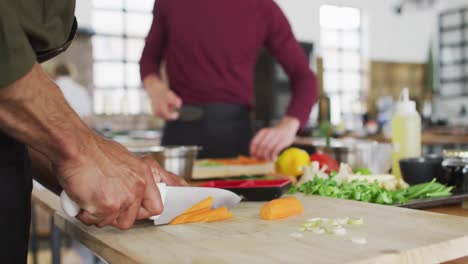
[
  {"x1": 0, "y1": 1, "x2": 36, "y2": 88},
  {"x1": 139, "y1": 0, "x2": 168, "y2": 81},
  {"x1": 263, "y1": 0, "x2": 318, "y2": 129}
]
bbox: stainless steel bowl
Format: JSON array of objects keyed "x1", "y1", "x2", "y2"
[
  {"x1": 129, "y1": 146, "x2": 199, "y2": 181},
  {"x1": 312, "y1": 138, "x2": 392, "y2": 173}
]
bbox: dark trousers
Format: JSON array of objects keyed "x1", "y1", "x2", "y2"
[
  {"x1": 0, "y1": 132, "x2": 32, "y2": 263},
  {"x1": 162, "y1": 103, "x2": 253, "y2": 159}
]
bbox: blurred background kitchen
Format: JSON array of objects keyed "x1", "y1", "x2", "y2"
[
  {"x1": 32, "y1": 0, "x2": 468, "y2": 262},
  {"x1": 42, "y1": 0, "x2": 468, "y2": 153}
]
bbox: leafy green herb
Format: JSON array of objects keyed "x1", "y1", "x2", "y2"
[
  {"x1": 289, "y1": 176, "x2": 452, "y2": 205},
  {"x1": 353, "y1": 168, "x2": 372, "y2": 175},
  {"x1": 198, "y1": 160, "x2": 223, "y2": 167}
]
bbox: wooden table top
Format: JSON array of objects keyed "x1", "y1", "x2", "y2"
[
  {"x1": 37, "y1": 191, "x2": 468, "y2": 264},
  {"x1": 294, "y1": 131, "x2": 468, "y2": 147}
]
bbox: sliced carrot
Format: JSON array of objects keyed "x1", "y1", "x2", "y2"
[
  {"x1": 169, "y1": 207, "x2": 233, "y2": 225},
  {"x1": 260, "y1": 196, "x2": 304, "y2": 220},
  {"x1": 202, "y1": 207, "x2": 232, "y2": 222},
  {"x1": 169, "y1": 196, "x2": 234, "y2": 225},
  {"x1": 179, "y1": 196, "x2": 214, "y2": 215},
  {"x1": 169, "y1": 212, "x2": 197, "y2": 225},
  {"x1": 169, "y1": 210, "x2": 208, "y2": 225},
  {"x1": 237, "y1": 155, "x2": 266, "y2": 165},
  {"x1": 205, "y1": 155, "x2": 267, "y2": 165}
]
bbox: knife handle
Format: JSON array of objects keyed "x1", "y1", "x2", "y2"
[
  {"x1": 60, "y1": 182, "x2": 168, "y2": 219},
  {"x1": 60, "y1": 191, "x2": 80, "y2": 217}
]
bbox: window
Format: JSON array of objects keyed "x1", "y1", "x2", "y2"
[
  {"x1": 438, "y1": 6, "x2": 468, "y2": 97},
  {"x1": 91, "y1": 0, "x2": 154, "y2": 115},
  {"x1": 319, "y1": 5, "x2": 363, "y2": 125}
]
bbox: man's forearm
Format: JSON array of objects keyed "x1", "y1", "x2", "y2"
[
  {"x1": 143, "y1": 74, "x2": 167, "y2": 97},
  {"x1": 28, "y1": 147, "x2": 62, "y2": 195},
  {"x1": 278, "y1": 116, "x2": 300, "y2": 132},
  {"x1": 0, "y1": 64, "x2": 90, "y2": 165}
]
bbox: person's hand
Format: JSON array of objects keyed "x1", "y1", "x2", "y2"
[
  {"x1": 56, "y1": 134, "x2": 163, "y2": 230},
  {"x1": 250, "y1": 117, "x2": 300, "y2": 161},
  {"x1": 140, "y1": 156, "x2": 188, "y2": 186},
  {"x1": 144, "y1": 75, "x2": 182, "y2": 120}
]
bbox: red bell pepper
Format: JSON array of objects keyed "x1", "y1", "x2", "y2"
[{"x1": 310, "y1": 152, "x2": 339, "y2": 173}]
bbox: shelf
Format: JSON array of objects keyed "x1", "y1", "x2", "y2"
[
  {"x1": 440, "y1": 60, "x2": 467, "y2": 67},
  {"x1": 440, "y1": 42, "x2": 467, "y2": 49},
  {"x1": 440, "y1": 77, "x2": 468, "y2": 84},
  {"x1": 438, "y1": 6, "x2": 468, "y2": 99},
  {"x1": 439, "y1": 6, "x2": 468, "y2": 16},
  {"x1": 435, "y1": 93, "x2": 468, "y2": 99},
  {"x1": 440, "y1": 24, "x2": 467, "y2": 33}
]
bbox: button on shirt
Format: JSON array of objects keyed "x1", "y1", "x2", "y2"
[{"x1": 140, "y1": 0, "x2": 318, "y2": 128}]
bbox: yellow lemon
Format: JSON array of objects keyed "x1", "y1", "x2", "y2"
[{"x1": 276, "y1": 148, "x2": 310, "y2": 177}]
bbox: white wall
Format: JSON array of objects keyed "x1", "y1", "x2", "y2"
[
  {"x1": 76, "y1": 0, "x2": 467, "y2": 63},
  {"x1": 275, "y1": 0, "x2": 468, "y2": 123},
  {"x1": 275, "y1": 0, "x2": 440, "y2": 63},
  {"x1": 75, "y1": 0, "x2": 92, "y2": 28}
]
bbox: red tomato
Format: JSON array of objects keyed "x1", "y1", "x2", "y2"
[{"x1": 310, "y1": 152, "x2": 339, "y2": 173}]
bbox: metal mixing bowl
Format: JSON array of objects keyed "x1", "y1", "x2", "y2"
[
  {"x1": 129, "y1": 146, "x2": 199, "y2": 181},
  {"x1": 312, "y1": 138, "x2": 392, "y2": 173}
]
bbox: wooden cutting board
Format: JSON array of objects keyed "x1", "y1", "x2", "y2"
[
  {"x1": 192, "y1": 160, "x2": 275, "y2": 180},
  {"x1": 55, "y1": 195, "x2": 468, "y2": 264}
]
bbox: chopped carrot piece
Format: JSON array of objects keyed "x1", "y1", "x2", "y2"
[
  {"x1": 169, "y1": 196, "x2": 234, "y2": 225},
  {"x1": 202, "y1": 207, "x2": 233, "y2": 222},
  {"x1": 205, "y1": 155, "x2": 267, "y2": 165},
  {"x1": 169, "y1": 207, "x2": 233, "y2": 225},
  {"x1": 169, "y1": 209, "x2": 207, "y2": 225},
  {"x1": 180, "y1": 196, "x2": 214, "y2": 215},
  {"x1": 169, "y1": 212, "x2": 197, "y2": 225},
  {"x1": 260, "y1": 196, "x2": 304, "y2": 220}
]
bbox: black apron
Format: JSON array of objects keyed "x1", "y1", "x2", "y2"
[
  {"x1": 0, "y1": 132, "x2": 32, "y2": 263},
  {"x1": 162, "y1": 103, "x2": 253, "y2": 159}
]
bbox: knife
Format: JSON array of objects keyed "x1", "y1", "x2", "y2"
[{"x1": 60, "y1": 183, "x2": 241, "y2": 225}]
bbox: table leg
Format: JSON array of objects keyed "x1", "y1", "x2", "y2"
[
  {"x1": 50, "y1": 218, "x2": 62, "y2": 264},
  {"x1": 462, "y1": 200, "x2": 468, "y2": 209},
  {"x1": 30, "y1": 202, "x2": 38, "y2": 264}
]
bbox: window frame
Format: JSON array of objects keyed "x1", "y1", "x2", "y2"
[
  {"x1": 91, "y1": 1, "x2": 153, "y2": 114},
  {"x1": 319, "y1": 5, "x2": 364, "y2": 125}
]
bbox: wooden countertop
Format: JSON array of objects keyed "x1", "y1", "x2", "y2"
[
  {"x1": 295, "y1": 130, "x2": 468, "y2": 147},
  {"x1": 53, "y1": 197, "x2": 468, "y2": 264},
  {"x1": 31, "y1": 186, "x2": 468, "y2": 264}
]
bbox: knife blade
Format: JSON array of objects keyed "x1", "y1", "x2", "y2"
[
  {"x1": 152, "y1": 185, "x2": 241, "y2": 225},
  {"x1": 60, "y1": 183, "x2": 241, "y2": 225}
]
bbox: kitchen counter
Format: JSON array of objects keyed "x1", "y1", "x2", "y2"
[
  {"x1": 33, "y1": 187, "x2": 468, "y2": 264},
  {"x1": 295, "y1": 130, "x2": 468, "y2": 147}
]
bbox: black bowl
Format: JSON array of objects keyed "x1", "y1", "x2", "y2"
[
  {"x1": 442, "y1": 156, "x2": 468, "y2": 193},
  {"x1": 399, "y1": 156, "x2": 444, "y2": 185}
]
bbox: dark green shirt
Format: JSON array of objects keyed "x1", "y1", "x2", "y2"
[{"x1": 0, "y1": 0, "x2": 76, "y2": 88}]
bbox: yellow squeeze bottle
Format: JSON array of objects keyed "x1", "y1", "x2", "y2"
[{"x1": 391, "y1": 88, "x2": 421, "y2": 179}]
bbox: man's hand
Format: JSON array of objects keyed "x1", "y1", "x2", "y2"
[
  {"x1": 250, "y1": 117, "x2": 300, "y2": 161},
  {"x1": 141, "y1": 156, "x2": 188, "y2": 186},
  {"x1": 143, "y1": 74, "x2": 182, "y2": 120},
  {"x1": 0, "y1": 64, "x2": 169, "y2": 230},
  {"x1": 56, "y1": 135, "x2": 164, "y2": 229}
]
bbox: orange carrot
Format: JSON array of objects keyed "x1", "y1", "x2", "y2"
[
  {"x1": 169, "y1": 211, "x2": 198, "y2": 225},
  {"x1": 260, "y1": 196, "x2": 304, "y2": 220},
  {"x1": 169, "y1": 207, "x2": 233, "y2": 225},
  {"x1": 179, "y1": 196, "x2": 214, "y2": 215},
  {"x1": 169, "y1": 196, "x2": 234, "y2": 225},
  {"x1": 206, "y1": 155, "x2": 267, "y2": 165},
  {"x1": 202, "y1": 207, "x2": 233, "y2": 222}
]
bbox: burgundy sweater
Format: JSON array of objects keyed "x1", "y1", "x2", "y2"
[{"x1": 140, "y1": 0, "x2": 317, "y2": 127}]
